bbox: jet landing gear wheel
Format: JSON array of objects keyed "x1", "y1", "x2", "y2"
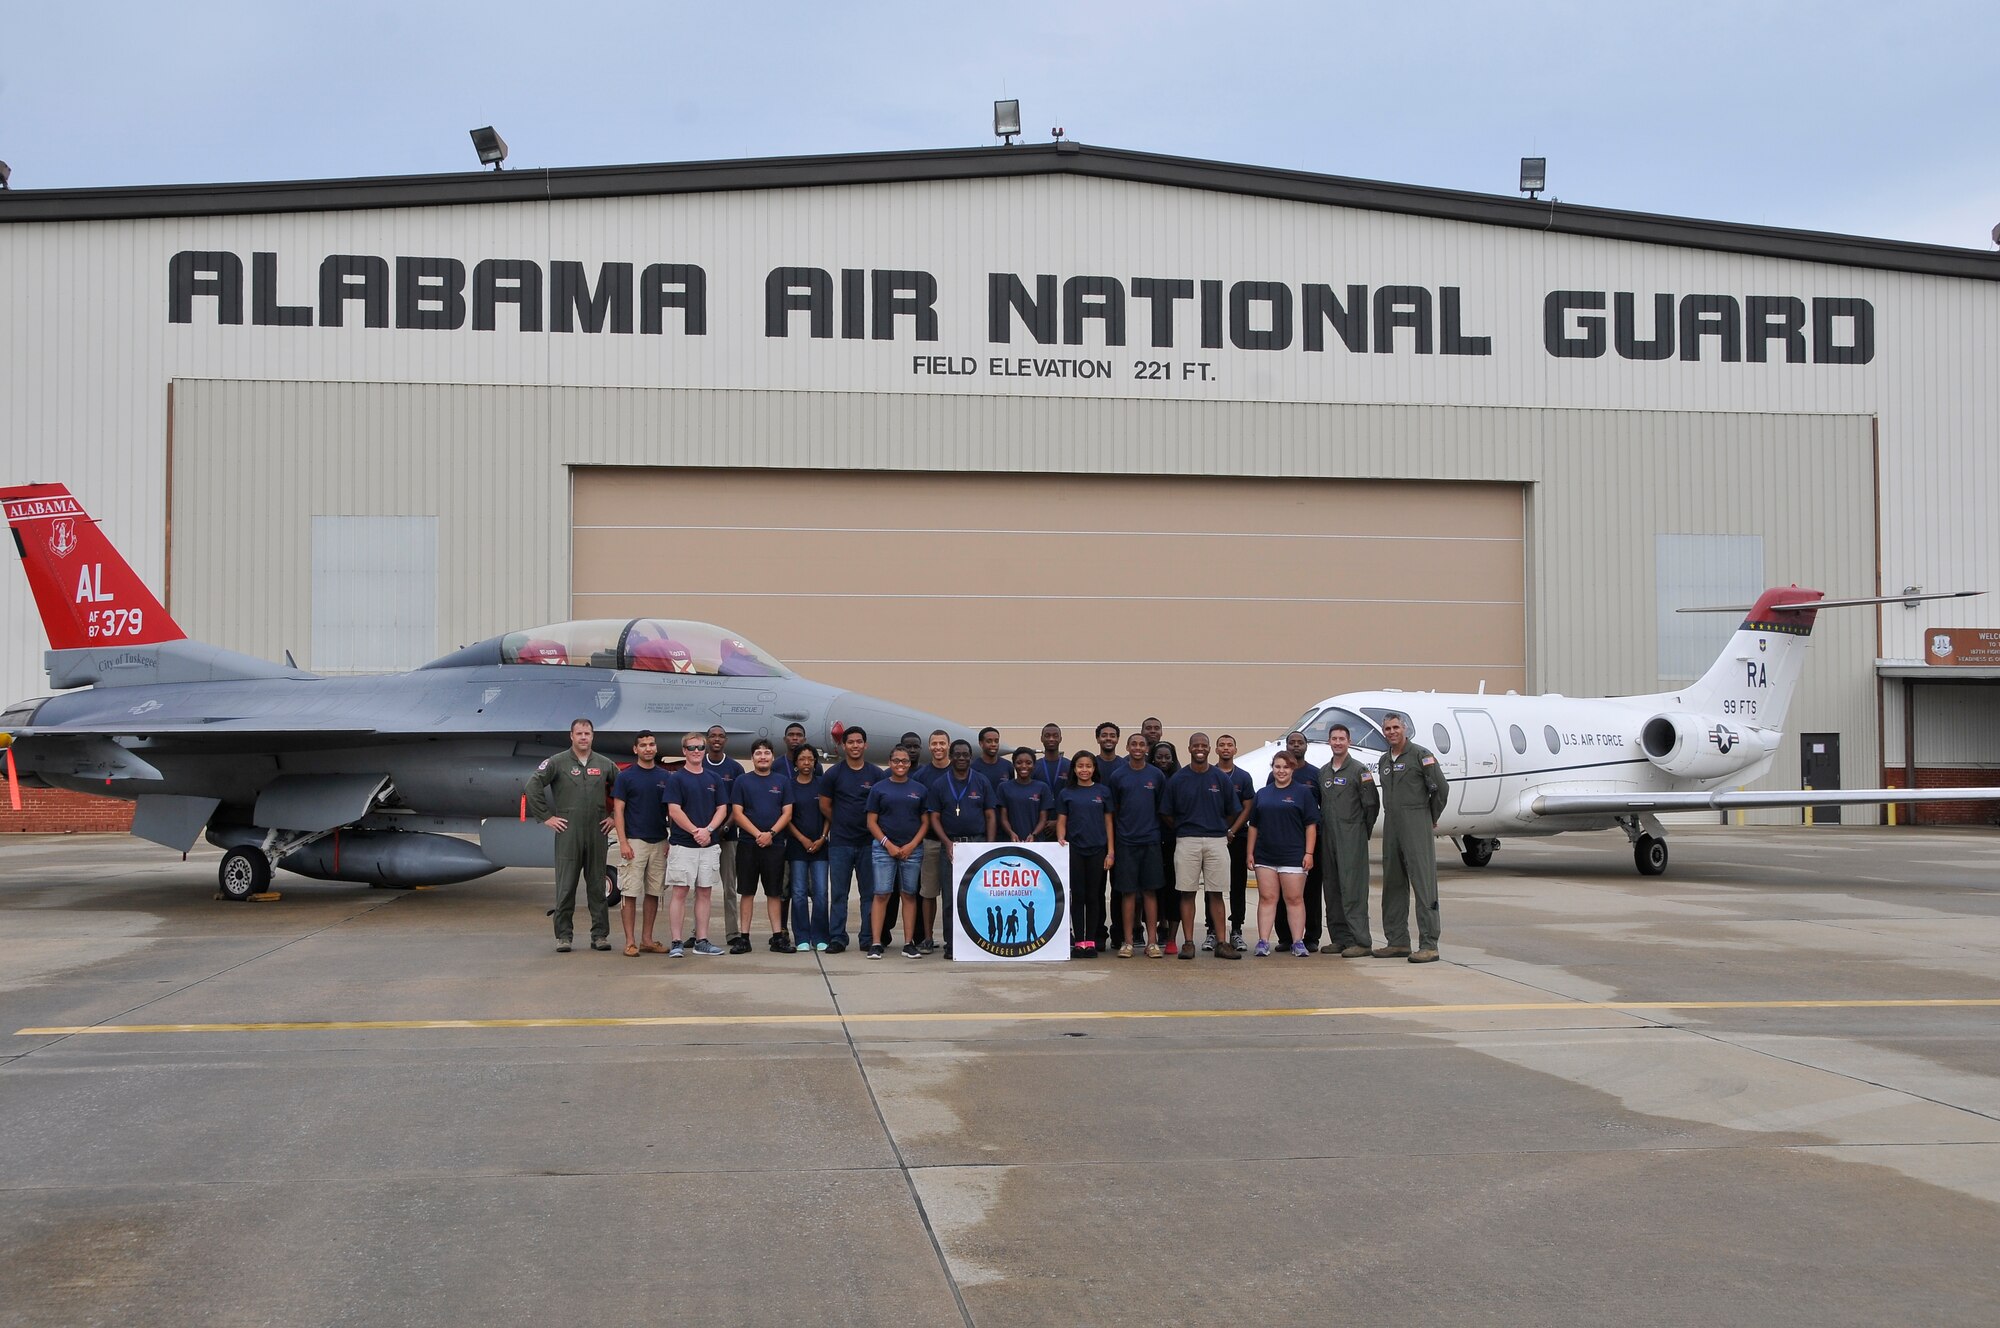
[
  {"x1": 1634, "y1": 834, "x2": 1669, "y2": 876},
  {"x1": 218, "y1": 847, "x2": 272, "y2": 901},
  {"x1": 1459, "y1": 837, "x2": 1499, "y2": 868}
]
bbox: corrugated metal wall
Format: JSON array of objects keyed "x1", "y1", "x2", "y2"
[
  {"x1": 5, "y1": 171, "x2": 1998, "y2": 715},
  {"x1": 168, "y1": 380, "x2": 1874, "y2": 818},
  {"x1": 1882, "y1": 681, "x2": 2000, "y2": 767}
]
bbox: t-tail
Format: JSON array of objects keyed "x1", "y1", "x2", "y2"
[
  {"x1": 1679, "y1": 586, "x2": 1823, "y2": 734},
  {"x1": 3, "y1": 482, "x2": 184, "y2": 650}
]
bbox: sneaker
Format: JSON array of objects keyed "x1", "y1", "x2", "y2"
[
  {"x1": 1253, "y1": 940, "x2": 1272, "y2": 957},
  {"x1": 1202, "y1": 932, "x2": 1216, "y2": 952},
  {"x1": 668, "y1": 942, "x2": 685, "y2": 958},
  {"x1": 554, "y1": 940, "x2": 572, "y2": 953},
  {"x1": 1077, "y1": 939, "x2": 1096, "y2": 953},
  {"x1": 826, "y1": 940, "x2": 847, "y2": 955},
  {"x1": 691, "y1": 939, "x2": 724, "y2": 956},
  {"x1": 1409, "y1": 948, "x2": 1440, "y2": 964},
  {"x1": 902, "y1": 943, "x2": 922, "y2": 959},
  {"x1": 1179, "y1": 945, "x2": 1195, "y2": 961},
  {"x1": 814, "y1": 942, "x2": 829, "y2": 952},
  {"x1": 729, "y1": 933, "x2": 752, "y2": 955},
  {"x1": 590, "y1": 939, "x2": 612, "y2": 951},
  {"x1": 1117, "y1": 942, "x2": 1134, "y2": 958},
  {"x1": 1303, "y1": 942, "x2": 1320, "y2": 954},
  {"x1": 1146, "y1": 942, "x2": 1164, "y2": 959},
  {"x1": 1163, "y1": 941, "x2": 1178, "y2": 956},
  {"x1": 683, "y1": 936, "x2": 696, "y2": 949},
  {"x1": 1228, "y1": 929, "x2": 1244, "y2": 950},
  {"x1": 1291, "y1": 941, "x2": 1309, "y2": 957},
  {"x1": 769, "y1": 933, "x2": 791, "y2": 953},
  {"x1": 919, "y1": 938, "x2": 938, "y2": 954},
  {"x1": 796, "y1": 940, "x2": 813, "y2": 953},
  {"x1": 1339, "y1": 944, "x2": 1372, "y2": 958},
  {"x1": 867, "y1": 945, "x2": 885, "y2": 960},
  {"x1": 1372, "y1": 945, "x2": 1411, "y2": 958},
  {"x1": 1215, "y1": 940, "x2": 1243, "y2": 960}
]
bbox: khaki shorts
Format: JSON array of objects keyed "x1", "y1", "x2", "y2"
[
  {"x1": 1173, "y1": 837, "x2": 1230, "y2": 894},
  {"x1": 665, "y1": 843, "x2": 723, "y2": 891},
  {"x1": 618, "y1": 838, "x2": 668, "y2": 897},
  {"x1": 917, "y1": 841, "x2": 947, "y2": 899}
]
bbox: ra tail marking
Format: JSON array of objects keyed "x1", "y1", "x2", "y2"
[
  {"x1": 2, "y1": 483, "x2": 184, "y2": 650},
  {"x1": 1679, "y1": 586, "x2": 1823, "y2": 731}
]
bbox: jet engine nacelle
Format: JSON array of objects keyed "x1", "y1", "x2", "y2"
[{"x1": 1639, "y1": 712, "x2": 1772, "y2": 780}]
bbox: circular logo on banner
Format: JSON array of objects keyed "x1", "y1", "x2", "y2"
[{"x1": 957, "y1": 847, "x2": 1066, "y2": 958}]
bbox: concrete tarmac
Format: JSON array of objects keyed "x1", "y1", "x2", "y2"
[{"x1": 3, "y1": 825, "x2": 1999, "y2": 1326}]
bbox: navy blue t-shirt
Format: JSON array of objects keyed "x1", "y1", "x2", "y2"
[
  {"x1": 612, "y1": 763, "x2": 674, "y2": 842},
  {"x1": 925, "y1": 770, "x2": 994, "y2": 840},
  {"x1": 665, "y1": 768, "x2": 726, "y2": 848},
  {"x1": 703, "y1": 755, "x2": 744, "y2": 839},
  {"x1": 820, "y1": 761, "x2": 884, "y2": 846},
  {"x1": 731, "y1": 768, "x2": 792, "y2": 833},
  {"x1": 1266, "y1": 759, "x2": 1322, "y2": 814},
  {"x1": 1104, "y1": 760, "x2": 1167, "y2": 845},
  {"x1": 866, "y1": 777, "x2": 931, "y2": 845},
  {"x1": 974, "y1": 756, "x2": 1011, "y2": 792},
  {"x1": 1164, "y1": 765, "x2": 1241, "y2": 838},
  {"x1": 1056, "y1": 784, "x2": 1114, "y2": 851},
  {"x1": 996, "y1": 779, "x2": 1054, "y2": 840},
  {"x1": 1251, "y1": 784, "x2": 1313, "y2": 868},
  {"x1": 787, "y1": 774, "x2": 828, "y2": 860},
  {"x1": 1220, "y1": 766, "x2": 1255, "y2": 829},
  {"x1": 914, "y1": 763, "x2": 955, "y2": 794},
  {"x1": 1033, "y1": 754, "x2": 1070, "y2": 792}
]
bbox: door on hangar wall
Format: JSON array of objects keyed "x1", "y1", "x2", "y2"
[{"x1": 570, "y1": 468, "x2": 1526, "y2": 750}]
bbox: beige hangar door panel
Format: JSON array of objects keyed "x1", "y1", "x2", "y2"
[{"x1": 571, "y1": 468, "x2": 1524, "y2": 750}]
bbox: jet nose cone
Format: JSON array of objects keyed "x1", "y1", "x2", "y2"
[{"x1": 827, "y1": 692, "x2": 975, "y2": 761}]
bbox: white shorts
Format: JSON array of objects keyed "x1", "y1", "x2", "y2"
[{"x1": 665, "y1": 843, "x2": 723, "y2": 890}]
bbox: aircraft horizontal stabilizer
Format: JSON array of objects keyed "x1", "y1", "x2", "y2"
[
  {"x1": 1676, "y1": 589, "x2": 1981, "y2": 614},
  {"x1": 1533, "y1": 787, "x2": 2000, "y2": 816}
]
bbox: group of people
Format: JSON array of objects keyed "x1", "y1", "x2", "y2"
[{"x1": 527, "y1": 713, "x2": 1450, "y2": 965}]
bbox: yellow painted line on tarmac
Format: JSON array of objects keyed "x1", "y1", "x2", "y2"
[{"x1": 16, "y1": 997, "x2": 2000, "y2": 1037}]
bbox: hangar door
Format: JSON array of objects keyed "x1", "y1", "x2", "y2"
[{"x1": 571, "y1": 468, "x2": 1524, "y2": 749}]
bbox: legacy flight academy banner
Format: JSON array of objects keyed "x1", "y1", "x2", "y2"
[{"x1": 952, "y1": 842, "x2": 1069, "y2": 963}]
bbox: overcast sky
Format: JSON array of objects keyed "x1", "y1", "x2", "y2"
[{"x1": 5, "y1": 0, "x2": 1996, "y2": 248}]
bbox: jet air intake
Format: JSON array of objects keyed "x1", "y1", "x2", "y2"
[{"x1": 1640, "y1": 712, "x2": 1771, "y2": 780}]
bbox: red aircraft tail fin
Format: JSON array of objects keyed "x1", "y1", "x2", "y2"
[{"x1": 1, "y1": 483, "x2": 185, "y2": 650}]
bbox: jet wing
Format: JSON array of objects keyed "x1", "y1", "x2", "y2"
[{"x1": 1533, "y1": 787, "x2": 2000, "y2": 816}]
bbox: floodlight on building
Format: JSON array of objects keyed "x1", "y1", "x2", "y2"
[
  {"x1": 993, "y1": 100, "x2": 1021, "y2": 146},
  {"x1": 1519, "y1": 157, "x2": 1546, "y2": 200},
  {"x1": 469, "y1": 126, "x2": 508, "y2": 171},
  {"x1": 0, "y1": 161, "x2": 11, "y2": 190}
]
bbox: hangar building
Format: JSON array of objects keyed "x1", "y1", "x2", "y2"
[{"x1": 3, "y1": 142, "x2": 1998, "y2": 827}]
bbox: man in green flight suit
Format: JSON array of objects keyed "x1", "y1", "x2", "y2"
[
  {"x1": 1374, "y1": 712, "x2": 1450, "y2": 963},
  {"x1": 526, "y1": 718, "x2": 617, "y2": 952},
  {"x1": 1316, "y1": 722, "x2": 1381, "y2": 959}
]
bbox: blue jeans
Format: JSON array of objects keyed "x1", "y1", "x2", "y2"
[
  {"x1": 789, "y1": 857, "x2": 829, "y2": 946},
  {"x1": 871, "y1": 843, "x2": 923, "y2": 899},
  {"x1": 827, "y1": 842, "x2": 877, "y2": 947}
]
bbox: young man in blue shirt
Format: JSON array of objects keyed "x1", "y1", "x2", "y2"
[
  {"x1": 817, "y1": 727, "x2": 883, "y2": 954},
  {"x1": 1105, "y1": 732, "x2": 1170, "y2": 957},
  {"x1": 731, "y1": 739, "x2": 796, "y2": 952},
  {"x1": 611, "y1": 730, "x2": 674, "y2": 956},
  {"x1": 665, "y1": 733, "x2": 729, "y2": 956},
  {"x1": 1164, "y1": 733, "x2": 1243, "y2": 960}
]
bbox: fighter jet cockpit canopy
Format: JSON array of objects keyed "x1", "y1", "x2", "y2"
[{"x1": 423, "y1": 619, "x2": 792, "y2": 677}]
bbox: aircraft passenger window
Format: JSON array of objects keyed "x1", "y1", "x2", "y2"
[
  {"x1": 1510, "y1": 724, "x2": 1527, "y2": 754},
  {"x1": 1432, "y1": 723, "x2": 1452, "y2": 754},
  {"x1": 1544, "y1": 725, "x2": 1560, "y2": 755}
]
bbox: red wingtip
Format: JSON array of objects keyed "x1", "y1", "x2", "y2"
[{"x1": 2, "y1": 483, "x2": 185, "y2": 650}]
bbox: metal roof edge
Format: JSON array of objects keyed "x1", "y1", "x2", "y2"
[{"x1": 3, "y1": 141, "x2": 1997, "y2": 282}]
